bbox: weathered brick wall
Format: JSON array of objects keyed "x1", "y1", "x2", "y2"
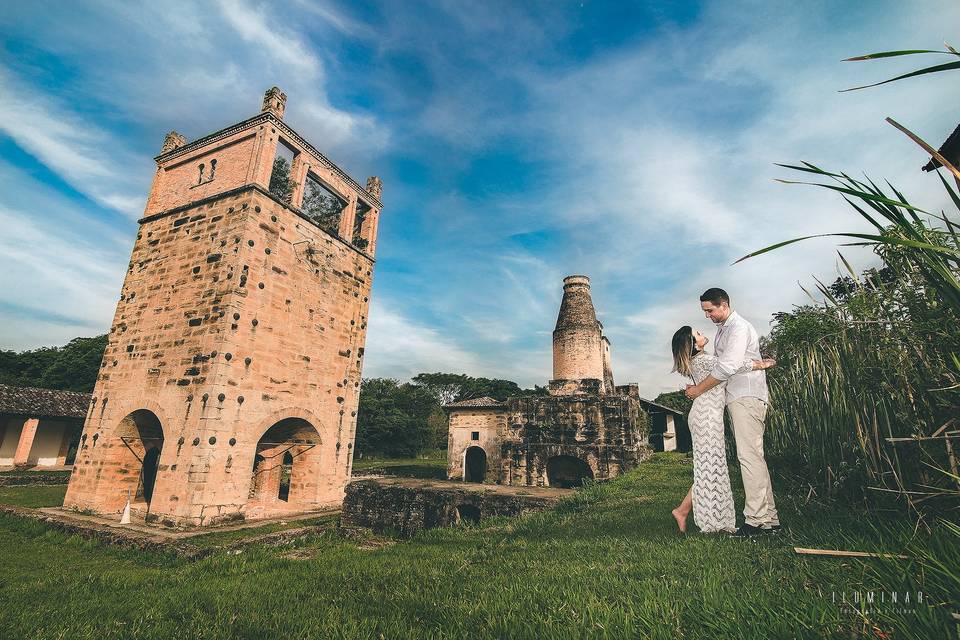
[
  {"x1": 66, "y1": 186, "x2": 375, "y2": 526},
  {"x1": 552, "y1": 275, "x2": 604, "y2": 391},
  {"x1": 446, "y1": 410, "x2": 506, "y2": 481},
  {"x1": 65, "y1": 90, "x2": 382, "y2": 527},
  {"x1": 498, "y1": 394, "x2": 651, "y2": 487},
  {"x1": 444, "y1": 273, "x2": 653, "y2": 490},
  {"x1": 601, "y1": 337, "x2": 614, "y2": 391},
  {"x1": 144, "y1": 130, "x2": 262, "y2": 214},
  {"x1": 342, "y1": 479, "x2": 562, "y2": 538}
]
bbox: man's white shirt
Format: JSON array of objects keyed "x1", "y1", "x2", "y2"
[{"x1": 710, "y1": 310, "x2": 768, "y2": 405}]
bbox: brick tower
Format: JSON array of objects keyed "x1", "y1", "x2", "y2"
[
  {"x1": 64, "y1": 88, "x2": 383, "y2": 527},
  {"x1": 550, "y1": 275, "x2": 607, "y2": 395},
  {"x1": 446, "y1": 275, "x2": 651, "y2": 488}
]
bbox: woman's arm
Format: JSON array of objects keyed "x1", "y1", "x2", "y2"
[{"x1": 736, "y1": 358, "x2": 777, "y2": 373}]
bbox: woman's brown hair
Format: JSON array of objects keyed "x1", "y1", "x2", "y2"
[{"x1": 671, "y1": 325, "x2": 697, "y2": 378}]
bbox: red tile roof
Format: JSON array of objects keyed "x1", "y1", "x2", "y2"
[
  {"x1": 0, "y1": 384, "x2": 90, "y2": 420},
  {"x1": 444, "y1": 396, "x2": 506, "y2": 409}
]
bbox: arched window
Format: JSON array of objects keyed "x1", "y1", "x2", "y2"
[{"x1": 278, "y1": 451, "x2": 293, "y2": 501}]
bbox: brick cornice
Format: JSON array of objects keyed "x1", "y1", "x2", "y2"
[{"x1": 154, "y1": 112, "x2": 383, "y2": 210}]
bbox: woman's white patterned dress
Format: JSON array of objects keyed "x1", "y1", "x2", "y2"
[{"x1": 688, "y1": 353, "x2": 751, "y2": 533}]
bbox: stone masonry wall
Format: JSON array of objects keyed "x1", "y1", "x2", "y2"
[
  {"x1": 145, "y1": 129, "x2": 261, "y2": 215},
  {"x1": 552, "y1": 275, "x2": 604, "y2": 390},
  {"x1": 498, "y1": 394, "x2": 651, "y2": 486},
  {"x1": 343, "y1": 479, "x2": 562, "y2": 538},
  {"x1": 65, "y1": 186, "x2": 374, "y2": 526},
  {"x1": 446, "y1": 410, "x2": 506, "y2": 481}
]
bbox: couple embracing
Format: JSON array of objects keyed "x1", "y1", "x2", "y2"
[{"x1": 669, "y1": 288, "x2": 781, "y2": 537}]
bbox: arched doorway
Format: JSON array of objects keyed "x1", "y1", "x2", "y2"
[
  {"x1": 109, "y1": 409, "x2": 165, "y2": 509},
  {"x1": 546, "y1": 455, "x2": 593, "y2": 488},
  {"x1": 246, "y1": 417, "x2": 321, "y2": 516},
  {"x1": 464, "y1": 446, "x2": 487, "y2": 483},
  {"x1": 140, "y1": 446, "x2": 161, "y2": 503}
]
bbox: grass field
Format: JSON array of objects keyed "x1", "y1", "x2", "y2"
[
  {"x1": 351, "y1": 448, "x2": 448, "y2": 479},
  {"x1": 0, "y1": 453, "x2": 953, "y2": 639},
  {"x1": 0, "y1": 484, "x2": 68, "y2": 508}
]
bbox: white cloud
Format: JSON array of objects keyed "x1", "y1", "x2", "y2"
[
  {"x1": 0, "y1": 202, "x2": 126, "y2": 349},
  {"x1": 291, "y1": 0, "x2": 375, "y2": 39},
  {"x1": 462, "y1": 0, "x2": 960, "y2": 397},
  {"x1": 363, "y1": 300, "x2": 483, "y2": 380},
  {"x1": 215, "y1": 0, "x2": 322, "y2": 75},
  {"x1": 0, "y1": 65, "x2": 148, "y2": 217},
  {"x1": 2, "y1": 0, "x2": 957, "y2": 403}
]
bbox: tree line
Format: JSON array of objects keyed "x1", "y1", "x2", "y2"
[{"x1": 0, "y1": 341, "x2": 544, "y2": 457}]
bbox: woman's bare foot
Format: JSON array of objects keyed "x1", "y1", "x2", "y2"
[{"x1": 671, "y1": 507, "x2": 688, "y2": 533}]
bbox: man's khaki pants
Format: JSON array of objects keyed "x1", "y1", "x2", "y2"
[{"x1": 727, "y1": 396, "x2": 779, "y2": 528}]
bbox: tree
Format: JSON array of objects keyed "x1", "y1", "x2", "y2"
[
  {"x1": 653, "y1": 390, "x2": 692, "y2": 416},
  {"x1": 355, "y1": 378, "x2": 437, "y2": 457},
  {"x1": 301, "y1": 177, "x2": 344, "y2": 235},
  {"x1": 268, "y1": 156, "x2": 296, "y2": 202},
  {"x1": 411, "y1": 372, "x2": 524, "y2": 404},
  {"x1": 0, "y1": 334, "x2": 107, "y2": 392}
]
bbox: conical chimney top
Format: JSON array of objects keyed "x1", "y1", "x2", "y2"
[
  {"x1": 552, "y1": 274, "x2": 605, "y2": 389},
  {"x1": 555, "y1": 275, "x2": 599, "y2": 332}
]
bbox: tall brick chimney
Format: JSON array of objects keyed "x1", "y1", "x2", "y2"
[
  {"x1": 261, "y1": 86, "x2": 287, "y2": 119},
  {"x1": 552, "y1": 275, "x2": 605, "y2": 392},
  {"x1": 601, "y1": 335, "x2": 615, "y2": 391}
]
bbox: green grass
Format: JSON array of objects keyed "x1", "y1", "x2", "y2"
[
  {"x1": 186, "y1": 514, "x2": 341, "y2": 549},
  {"x1": 0, "y1": 469, "x2": 72, "y2": 477},
  {"x1": 353, "y1": 449, "x2": 448, "y2": 479},
  {"x1": 0, "y1": 484, "x2": 67, "y2": 508},
  {"x1": 0, "y1": 453, "x2": 953, "y2": 639}
]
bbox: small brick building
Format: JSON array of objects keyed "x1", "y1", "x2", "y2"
[
  {"x1": 64, "y1": 88, "x2": 383, "y2": 526},
  {"x1": 0, "y1": 384, "x2": 88, "y2": 468},
  {"x1": 446, "y1": 276, "x2": 653, "y2": 487}
]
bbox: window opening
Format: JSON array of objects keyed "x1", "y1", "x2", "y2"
[
  {"x1": 353, "y1": 199, "x2": 372, "y2": 249},
  {"x1": 269, "y1": 140, "x2": 297, "y2": 203},
  {"x1": 302, "y1": 172, "x2": 347, "y2": 236},
  {"x1": 278, "y1": 451, "x2": 293, "y2": 501}
]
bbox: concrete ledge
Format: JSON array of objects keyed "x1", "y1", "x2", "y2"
[
  {"x1": 0, "y1": 505, "x2": 340, "y2": 559},
  {"x1": 342, "y1": 477, "x2": 572, "y2": 538},
  {"x1": 0, "y1": 505, "x2": 212, "y2": 559},
  {"x1": 0, "y1": 470, "x2": 72, "y2": 486}
]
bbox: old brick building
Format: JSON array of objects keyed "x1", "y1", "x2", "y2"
[
  {"x1": 0, "y1": 385, "x2": 88, "y2": 468},
  {"x1": 64, "y1": 88, "x2": 383, "y2": 526},
  {"x1": 446, "y1": 276, "x2": 652, "y2": 487}
]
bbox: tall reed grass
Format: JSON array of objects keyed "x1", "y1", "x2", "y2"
[
  {"x1": 745, "y1": 170, "x2": 959, "y2": 518},
  {"x1": 737, "y1": 45, "x2": 960, "y2": 518}
]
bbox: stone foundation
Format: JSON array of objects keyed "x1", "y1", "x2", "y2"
[
  {"x1": 498, "y1": 392, "x2": 651, "y2": 486},
  {"x1": 342, "y1": 478, "x2": 570, "y2": 537}
]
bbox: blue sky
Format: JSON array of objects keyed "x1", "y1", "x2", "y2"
[{"x1": 0, "y1": 0, "x2": 957, "y2": 397}]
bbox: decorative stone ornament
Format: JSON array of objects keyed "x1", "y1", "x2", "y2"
[
  {"x1": 261, "y1": 86, "x2": 287, "y2": 119},
  {"x1": 160, "y1": 131, "x2": 187, "y2": 155}
]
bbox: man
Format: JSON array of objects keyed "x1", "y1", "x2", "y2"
[{"x1": 685, "y1": 287, "x2": 780, "y2": 537}]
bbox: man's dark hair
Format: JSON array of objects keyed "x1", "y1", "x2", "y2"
[{"x1": 700, "y1": 287, "x2": 730, "y2": 306}]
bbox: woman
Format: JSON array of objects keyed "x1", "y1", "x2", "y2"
[{"x1": 669, "y1": 325, "x2": 776, "y2": 534}]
